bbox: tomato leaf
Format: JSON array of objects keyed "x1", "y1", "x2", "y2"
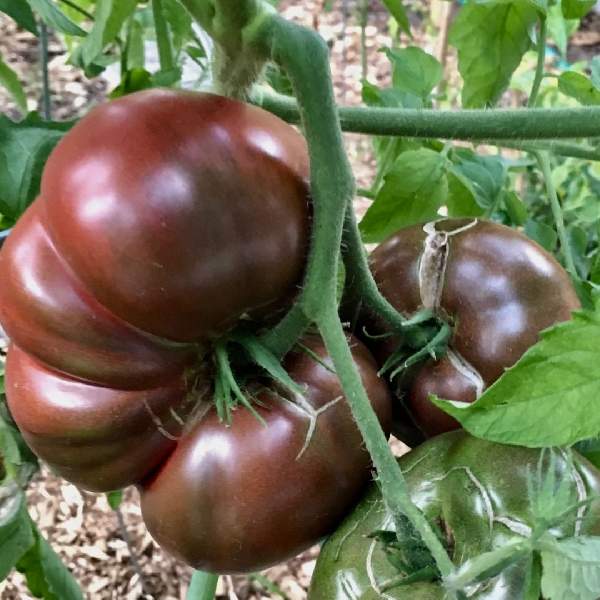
[
  {"x1": 380, "y1": 0, "x2": 411, "y2": 35},
  {"x1": 525, "y1": 219, "x2": 558, "y2": 252},
  {"x1": 0, "y1": 113, "x2": 73, "y2": 222},
  {"x1": 432, "y1": 305, "x2": 600, "y2": 447},
  {"x1": 451, "y1": 151, "x2": 506, "y2": 211},
  {"x1": 81, "y1": 0, "x2": 137, "y2": 65},
  {"x1": 25, "y1": 0, "x2": 86, "y2": 37},
  {"x1": 17, "y1": 525, "x2": 83, "y2": 600},
  {"x1": 546, "y1": 6, "x2": 579, "y2": 57},
  {"x1": 384, "y1": 47, "x2": 443, "y2": 102},
  {"x1": 0, "y1": 488, "x2": 34, "y2": 582},
  {"x1": 0, "y1": 0, "x2": 38, "y2": 34},
  {"x1": 445, "y1": 171, "x2": 485, "y2": 218},
  {"x1": 558, "y1": 71, "x2": 600, "y2": 106},
  {"x1": 561, "y1": 0, "x2": 596, "y2": 19},
  {"x1": 0, "y1": 53, "x2": 27, "y2": 116},
  {"x1": 541, "y1": 536, "x2": 600, "y2": 600},
  {"x1": 449, "y1": 1, "x2": 538, "y2": 107},
  {"x1": 359, "y1": 149, "x2": 448, "y2": 243}
]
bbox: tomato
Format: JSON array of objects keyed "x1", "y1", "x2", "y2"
[
  {"x1": 309, "y1": 430, "x2": 600, "y2": 599},
  {"x1": 0, "y1": 89, "x2": 311, "y2": 489},
  {"x1": 367, "y1": 218, "x2": 580, "y2": 439},
  {"x1": 139, "y1": 335, "x2": 392, "y2": 574}
]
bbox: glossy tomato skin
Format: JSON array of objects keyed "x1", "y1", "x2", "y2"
[
  {"x1": 40, "y1": 89, "x2": 310, "y2": 343},
  {"x1": 0, "y1": 90, "x2": 311, "y2": 491},
  {"x1": 309, "y1": 431, "x2": 600, "y2": 599},
  {"x1": 139, "y1": 336, "x2": 392, "y2": 574},
  {"x1": 368, "y1": 219, "x2": 580, "y2": 439},
  {"x1": 5, "y1": 344, "x2": 208, "y2": 492}
]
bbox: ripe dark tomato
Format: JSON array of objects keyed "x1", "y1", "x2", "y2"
[
  {"x1": 139, "y1": 335, "x2": 392, "y2": 574},
  {"x1": 367, "y1": 219, "x2": 580, "y2": 439},
  {"x1": 0, "y1": 89, "x2": 311, "y2": 490},
  {"x1": 309, "y1": 431, "x2": 600, "y2": 599}
]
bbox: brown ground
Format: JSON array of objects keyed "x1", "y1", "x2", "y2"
[{"x1": 0, "y1": 2, "x2": 598, "y2": 598}]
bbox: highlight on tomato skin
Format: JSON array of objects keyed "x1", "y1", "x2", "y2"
[
  {"x1": 364, "y1": 218, "x2": 581, "y2": 440},
  {"x1": 139, "y1": 335, "x2": 393, "y2": 575},
  {"x1": 0, "y1": 89, "x2": 313, "y2": 493}
]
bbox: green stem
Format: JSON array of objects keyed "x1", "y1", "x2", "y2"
[
  {"x1": 259, "y1": 303, "x2": 311, "y2": 360},
  {"x1": 318, "y1": 306, "x2": 455, "y2": 579},
  {"x1": 264, "y1": 17, "x2": 352, "y2": 321},
  {"x1": 188, "y1": 571, "x2": 219, "y2": 600},
  {"x1": 39, "y1": 21, "x2": 51, "y2": 120},
  {"x1": 152, "y1": 0, "x2": 176, "y2": 73},
  {"x1": 528, "y1": 16, "x2": 547, "y2": 108},
  {"x1": 359, "y1": 0, "x2": 369, "y2": 81},
  {"x1": 342, "y1": 207, "x2": 409, "y2": 333},
  {"x1": 492, "y1": 140, "x2": 600, "y2": 162},
  {"x1": 535, "y1": 151, "x2": 578, "y2": 279},
  {"x1": 254, "y1": 91, "x2": 600, "y2": 140}
]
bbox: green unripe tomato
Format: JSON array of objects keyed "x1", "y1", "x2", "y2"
[{"x1": 309, "y1": 431, "x2": 600, "y2": 599}]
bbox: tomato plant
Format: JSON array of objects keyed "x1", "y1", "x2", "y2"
[
  {"x1": 1, "y1": 0, "x2": 600, "y2": 598},
  {"x1": 310, "y1": 431, "x2": 600, "y2": 599},
  {"x1": 366, "y1": 218, "x2": 580, "y2": 439}
]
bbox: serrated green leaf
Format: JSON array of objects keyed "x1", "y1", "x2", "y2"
[
  {"x1": 17, "y1": 527, "x2": 83, "y2": 600},
  {"x1": 541, "y1": 536, "x2": 600, "y2": 600},
  {"x1": 559, "y1": 71, "x2": 600, "y2": 105},
  {"x1": 561, "y1": 0, "x2": 596, "y2": 19},
  {"x1": 385, "y1": 47, "x2": 443, "y2": 101},
  {"x1": 0, "y1": 54, "x2": 27, "y2": 115},
  {"x1": 0, "y1": 113, "x2": 73, "y2": 222},
  {"x1": 360, "y1": 149, "x2": 448, "y2": 243},
  {"x1": 0, "y1": 0, "x2": 38, "y2": 34},
  {"x1": 81, "y1": 0, "x2": 137, "y2": 65},
  {"x1": 432, "y1": 305, "x2": 600, "y2": 447},
  {"x1": 0, "y1": 489, "x2": 34, "y2": 581},
  {"x1": 26, "y1": 0, "x2": 86, "y2": 36},
  {"x1": 449, "y1": 1, "x2": 538, "y2": 107}
]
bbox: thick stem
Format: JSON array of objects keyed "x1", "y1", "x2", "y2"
[
  {"x1": 528, "y1": 16, "x2": 547, "y2": 108},
  {"x1": 259, "y1": 303, "x2": 311, "y2": 360},
  {"x1": 188, "y1": 571, "x2": 219, "y2": 600},
  {"x1": 535, "y1": 151, "x2": 578, "y2": 279},
  {"x1": 317, "y1": 306, "x2": 455, "y2": 578},
  {"x1": 255, "y1": 14, "x2": 455, "y2": 579},
  {"x1": 263, "y1": 17, "x2": 353, "y2": 321},
  {"x1": 254, "y1": 91, "x2": 600, "y2": 140}
]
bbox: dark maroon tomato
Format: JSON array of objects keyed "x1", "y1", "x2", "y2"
[
  {"x1": 0, "y1": 90, "x2": 311, "y2": 490},
  {"x1": 139, "y1": 336, "x2": 392, "y2": 574},
  {"x1": 368, "y1": 218, "x2": 580, "y2": 439}
]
